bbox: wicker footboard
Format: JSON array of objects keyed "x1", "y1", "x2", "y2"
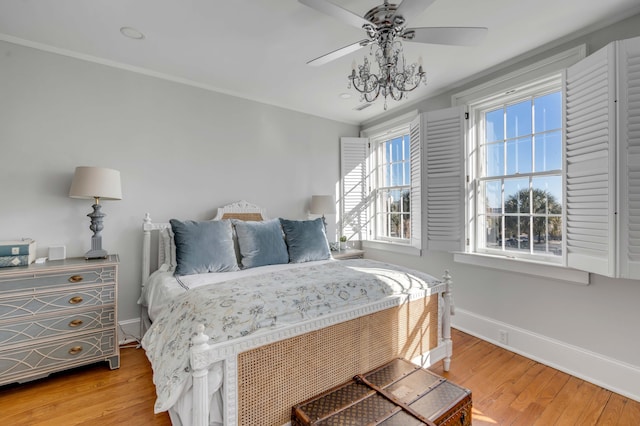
[{"x1": 237, "y1": 295, "x2": 438, "y2": 426}]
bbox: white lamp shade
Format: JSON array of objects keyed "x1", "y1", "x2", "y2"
[
  {"x1": 69, "y1": 166, "x2": 122, "y2": 200},
  {"x1": 310, "y1": 195, "x2": 336, "y2": 215}
]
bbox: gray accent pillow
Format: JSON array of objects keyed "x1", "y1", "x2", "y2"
[
  {"x1": 169, "y1": 219, "x2": 239, "y2": 276},
  {"x1": 234, "y1": 219, "x2": 289, "y2": 268},
  {"x1": 279, "y1": 218, "x2": 331, "y2": 263}
]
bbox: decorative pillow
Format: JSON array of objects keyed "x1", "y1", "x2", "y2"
[
  {"x1": 234, "y1": 219, "x2": 289, "y2": 268},
  {"x1": 279, "y1": 218, "x2": 331, "y2": 263},
  {"x1": 169, "y1": 219, "x2": 239, "y2": 275}
]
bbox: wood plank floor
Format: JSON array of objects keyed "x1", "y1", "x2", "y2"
[{"x1": 1, "y1": 330, "x2": 639, "y2": 425}]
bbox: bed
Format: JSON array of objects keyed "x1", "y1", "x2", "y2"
[{"x1": 139, "y1": 200, "x2": 455, "y2": 426}]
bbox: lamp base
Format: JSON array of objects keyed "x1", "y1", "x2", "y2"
[
  {"x1": 85, "y1": 249, "x2": 108, "y2": 260},
  {"x1": 85, "y1": 235, "x2": 108, "y2": 259}
]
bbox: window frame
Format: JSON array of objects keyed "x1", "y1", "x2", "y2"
[
  {"x1": 359, "y1": 110, "x2": 421, "y2": 255},
  {"x1": 370, "y1": 125, "x2": 413, "y2": 244},
  {"x1": 470, "y1": 78, "x2": 565, "y2": 265}
]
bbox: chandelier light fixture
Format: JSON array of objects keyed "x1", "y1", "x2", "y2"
[
  {"x1": 299, "y1": 0, "x2": 488, "y2": 111},
  {"x1": 348, "y1": 33, "x2": 426, "y2": 110}
]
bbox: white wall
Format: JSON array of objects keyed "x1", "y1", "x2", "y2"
[
  {"x1": 0, "y1": 40, "x2": 358, "y2": 328},
  {"x1": 363, "y1": 13, "x2": 640, "y2": 402}
]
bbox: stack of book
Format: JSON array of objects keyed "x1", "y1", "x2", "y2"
[{"x1": 0, "y1": 239, "x2": 36, "y2": 268}]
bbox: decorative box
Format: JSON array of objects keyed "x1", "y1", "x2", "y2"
[{"x1": 0, "y1": 239, "x2": 36, "y2": 267}]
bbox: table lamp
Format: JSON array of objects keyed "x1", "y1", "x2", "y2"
[
  {"x1": 310, "y1": 195, "x2": 336, "y2": 229},
  {"x1": 69, "y1": 166, "x2": 122, "y2": 259}
]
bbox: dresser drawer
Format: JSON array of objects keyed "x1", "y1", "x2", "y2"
[
  {"x1": 0, "y1": 329, "x2": 116, "y2": 385},
  {"x1": 0, "y1": 265, "x2": 116, "y2": 295},
  {"x1": 0, "y1": 285, "x2": 115, "y2": 321},
  {"x1": 0, "y1": 307, "x2": 115, "y2": 347}
]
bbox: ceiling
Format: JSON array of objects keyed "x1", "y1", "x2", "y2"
[{"x1": 1, "y1": 1, "x2": 640, "y2": 125}]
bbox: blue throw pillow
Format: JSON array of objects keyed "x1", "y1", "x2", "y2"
[
  {"x1": 169, "y1": 219, "x2": 239, "y2": 275},
  {"x1": 279, "y1": 218, "x2": 331, "y2": 263},
  {"x1": 234, "y1": 219, "x2": 289, "y2": 268}
]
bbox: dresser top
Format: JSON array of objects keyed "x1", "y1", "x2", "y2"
[{"x1": 0, "y1": 254, "x2": 119, "y2": 276}]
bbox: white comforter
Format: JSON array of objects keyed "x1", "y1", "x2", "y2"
[{"x1": 141, "y1": 259, "x2": 441, "y2": 414}]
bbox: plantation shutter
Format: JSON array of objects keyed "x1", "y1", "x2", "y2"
[
  {"x1": 564, "y1": 43, "x2": 617, "y2": 276},
  {"x1": 409, "y1": 114, "x2": 422, "y2": 250},
  {"x1": 424, "y1": 106, "x2": 466, "y2": 252},
  {"x1": 617, "y1": 36, "x2": 640, "y2": 279},
  {"x1": 340, "y1": 137, "x2": 370, "y2": 241}
]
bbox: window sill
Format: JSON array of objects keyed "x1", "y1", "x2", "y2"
[
  {"x1": 362, "y1": 240, "x2": 421, "y2": 256},
  {"x1": 453, "y1": 252, "x2": 590, "y2": 285}
]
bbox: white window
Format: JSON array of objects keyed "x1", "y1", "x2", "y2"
[
  {"x1": 340, "y1": 112, "x2": 422, "y2": 252},
  {"x1": 371, "y1": 128, "x2": 412, "y2": 242},
  {"x1": 473, "y1": 84, "x2": 564, "y2": 263}
]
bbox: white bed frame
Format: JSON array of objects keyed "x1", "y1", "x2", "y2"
[{"x1": 141, "y1": 201, "x2": 455, "y2": 426}]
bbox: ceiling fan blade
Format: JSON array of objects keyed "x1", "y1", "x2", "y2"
[
  {"x1": 299, "y1": 0, "x2": 373, "y2": 29},
  {"x1": 403, "y1": 27, "x2": 488, "y2": 46},
  {"x1": 395, "y1": 0, "x2": 437, "y2": 20},
  {"x1": 307, "y1": 39, "x2": 373, "y2": 66}
]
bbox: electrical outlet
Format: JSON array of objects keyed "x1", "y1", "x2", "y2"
[{"x1": 499, "y1": 330, "x2": 508, "y2": 345}]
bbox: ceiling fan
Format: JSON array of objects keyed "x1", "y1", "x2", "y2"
[{"x1": 299, "y1": 0, "x2": 489, "y2": 66}]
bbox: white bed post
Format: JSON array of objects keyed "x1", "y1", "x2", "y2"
[
  {"x1": 142, "y1": 213, "x2": 152, "y2": 284},
  {"x1": 442, "y1": 270, "x2": 454, "y2": 372},
  {"x1": 191, "y1": 324, "x2": 211, "y2": 426}
]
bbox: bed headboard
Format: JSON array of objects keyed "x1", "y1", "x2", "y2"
[{"x1": 141, "y1": 200, "x2": 268, "y2": 284}]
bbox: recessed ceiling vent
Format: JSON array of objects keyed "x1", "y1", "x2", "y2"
[{"x1": 354, "y1": 103, "x2": 373, "y2": 111}]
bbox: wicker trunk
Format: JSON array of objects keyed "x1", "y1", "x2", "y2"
[{"x1": 292, "y1": 358, "x2": 471, "y2": 426}]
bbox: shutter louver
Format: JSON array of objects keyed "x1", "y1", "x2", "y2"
[
  {"x1": 410, "y1": 114, "x2": 422, "y2": 250},
  {"x1": 565, "y1": 43, "x2": 616, "y2": 276},
  {"x1": 425, "y1": 106, "x2": 465, "y2": 252},
  {"x1": 618, "y1": 36, "x2": 640, "y2": 278},
  {"x1": 340, "y1": 137, "x2": 370, "y2": 241}
]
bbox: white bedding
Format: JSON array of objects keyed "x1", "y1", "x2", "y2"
[
  {"x1": 141, "y1": 259, "x2": 442, "y2": 424},
  {"x1": 140, "y1": 259, "x2": 334, "y2": 322}
]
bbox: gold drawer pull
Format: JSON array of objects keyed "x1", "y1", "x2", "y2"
[
  {"x1": 68, "y1": 346, "x2": 83, "y2": 355},
  {"x1": 68, "y1": 275, "x2": 84, "y2": 283},
  {"x1": 69, "y1": 319, "x2": 83, "y2": 327},
  {"x1": 69, "y1": 296, "x2": 84, "y2": 305}
]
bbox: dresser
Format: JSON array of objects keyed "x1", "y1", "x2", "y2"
[{"x1": 0, "y1": 255, "x2": 119, "y2": 386}]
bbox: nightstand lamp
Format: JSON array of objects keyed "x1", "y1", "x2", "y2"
[
  {"x1": 69, "y1": 166, "x2": 122, "y2": 259},
  {"x1": 310, "y1": 195, "x2": 336, "y2": 229}
]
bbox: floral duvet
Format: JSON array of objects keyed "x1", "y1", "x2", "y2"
[{"x1": 141, "y1": 258, "x2": 441, "y2": 413}]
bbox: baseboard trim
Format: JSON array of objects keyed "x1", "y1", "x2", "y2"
[
  {"x1": 452, "y1": 308, "x2": 640, "y2": 403},
  {"x1": 118, "y1": 318, "x2": 141, "y2": 345}
]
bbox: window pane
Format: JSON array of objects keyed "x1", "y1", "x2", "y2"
[
  {"x1": 504, "y1": 178, "x2": 529, "y2": 213},
  {"x1": 486, "y1": 109, "x2": 504, "y2": 142},
  {"x1": 534, "y1": 92, "x2": 561, "y2": 132},
  {"x1": 506, "y1": 100, "x2": 532, "y2": 138},
  {"x1": 404, "y1": 162, "x2": 410, "y2": 186},
  {"x1": 532, "y1": 217, "x2": 563, "y2": 256},
  {"x1": 401, "y1": 189, "x2": 410, "y2": 213},
  {"x1": 404, "y1": 135, "x2": 410, "y2": 158},
  {"x1": 401, "y1": 213, "x2": 410, "y2": 239},
  {"x1": 532, "y1": 175, "x2": 562, "y2": 214},
  {"x1": 484, "y1": 180, "x2": 502, "y2": 214},
  {"x1": 485, "y1": 216, "x2": 502, "y2": 249},
  {"x1": 391, "y1": 163, "x2": 402, "y2": 186},
  {"x1": 382, "y1": 164, "x2": 390, "y2": 187},
  {"x1": 486, "y1": 142, "x2": 504, "y2": 177},
  {"x1": 506, "y1": 137, "x2": 532, "y2": 175},
  {"x1": 534, "y1": 130, "x2": 562, "y2": 172},
  {"x1": 505, "y1": 216, "x2": 530, "y2": 251},
  {"x1": 391, "y1": 137, "x2": 403, "y2": 161}
]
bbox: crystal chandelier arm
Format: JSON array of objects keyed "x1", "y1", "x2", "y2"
[
  {"x1": 402, "y1": 27, "x2": 488, "y2": 46},
  {"x1": 307, "y1": 39, "x2": 373, "y2": 66}
]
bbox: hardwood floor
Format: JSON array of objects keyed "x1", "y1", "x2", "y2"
[
  {"x1": 429, "y1": 329, "x2": 640, "y2": 426},
  {"x1": 0, "y1": 330, "x2": 638, "y2": 425}
]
